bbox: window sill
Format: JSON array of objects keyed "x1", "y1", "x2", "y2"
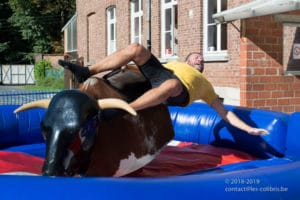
[
  {"x1": 284, "y1": 71, "x2": 300, "y2": 76},
  {"x1": 203, "y1": 51, "x2": 229, "y2": 62},
  {"x1": 159, "y1": 56, "x2": 179, "y2": 64},
  {"x1": 66, "y1": 49, "x2": 78, "y2": 53}
]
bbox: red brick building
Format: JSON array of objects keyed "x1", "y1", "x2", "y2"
[{"x1": 63, "y1": 0, "x2": 300, "y2": 113}]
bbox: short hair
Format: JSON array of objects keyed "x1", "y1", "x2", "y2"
[{"x1": 185, "y1": 52, "x2": 202, "y2": 62}]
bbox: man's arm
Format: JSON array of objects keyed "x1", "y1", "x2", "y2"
[{"x1": 210, "y1": 99, "x2": 269, "y2": 135}]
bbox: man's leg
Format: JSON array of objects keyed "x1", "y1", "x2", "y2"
[
  {"x1": 59, "y1": 43, "x2": 151, "y2": 83},
  {"x1": 89, "y1": 43, "x2": 151, "y2": 74}
]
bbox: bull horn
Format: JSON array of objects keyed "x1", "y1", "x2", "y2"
[
  {"x1": 14, "y1": 99, "x2": 51, "y2": 114},
  {"x1": 98, "y1": 98, "x2": 137, "y2": 116}
]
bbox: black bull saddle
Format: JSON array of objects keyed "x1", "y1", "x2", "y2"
[{"x1": 102, "y1": 66, "x2": 152, "y2": 102}]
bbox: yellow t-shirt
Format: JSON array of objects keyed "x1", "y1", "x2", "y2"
[{"x1": 163, "y1": 61, "x2": 219, "y2": 106}]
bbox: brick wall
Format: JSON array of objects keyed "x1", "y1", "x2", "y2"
[
  {"x1": 145, "y1": 0, "x2": 160, "y2": 56},
  {"x1": 240, "y1": 14, "x2": 300, "y2": 112},
  {"x1": 76, "y1": 0, "x2": 206, "y2": 62},
  {"x1": 76, "y1": 0, "x2": 131, "y2": 64},
  {"x1": 177, "y1": 0, "x2": 202, "y2": 60}
]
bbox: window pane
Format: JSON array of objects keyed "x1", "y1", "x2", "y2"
[
  {"x1": 110, "y1": 24, "x2": 115, "y2": 40},
  {"x1": 165, "y1": 32, "x2": 172, "y2": 54},
  {"x1": 134, "y1": 17, "x2": 139, "y2": 37},
  {"x1": 109, "y1": 8, "x2": 115, "y2": 20},
  {"x1": 174, "y1": 5, "x2": 178, "y2": 28},
  {"x1": 67, "y1": 27, "x2": 72, "y2": 51},
  {"x1": 221, "y1": 0, "x2": 227, "y2": 11},
  {"x1": 208, "y1": 25, "x2": 216, "y2": 51},
  {"x1": 208, "y1": 0, "x2": 217, "y2": 24},
  {"x1": 221, "y1": 23, "x2": 227, "y2": 50},
  {"x1": 134, "y1": 0, "x2": 139, "y2": 12},
  {"x1": 110, "y1": 40, "x2": 116, "y2": 52},
  {"x1": 133, "y1": 36, "x2": 138, "y2": 43},
  {"x1": 165, "y1": 8, "x2": 171, "y2": 31},
  {"x1": 165, "y1": 0, "x2": 171, "y2": 3},
  {"x1": 174, "y1": 5, "x2": 178, "y2": 55},
  {"x1": 73, "y1": 20, "x2": 77, "y2": 50}
]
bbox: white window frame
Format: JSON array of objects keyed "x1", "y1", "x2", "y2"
[
  {"x1": 161, "y1": 0, "x2": 178, "y2": 59},
  {"x1": 203, "y1": 0, "x2": 228, "y2": 61},
  {"x1": 107, "y1": 6, "x2": 116, "y2": 55},
  {"x1": 130, "y1": 0, "x2": 143, "y2": 44}
]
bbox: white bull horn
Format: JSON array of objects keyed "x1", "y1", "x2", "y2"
[
  {"x1": 98, "y1": 98, "x2": 137, "y2": 116},
  {"x1": 14, "y1": 99, "x2": 51, "y2": 114}
]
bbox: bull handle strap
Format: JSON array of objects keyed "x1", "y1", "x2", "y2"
[
  {"x1": 103, "y1": 64, "x2": 140, "y2": 80},
  {"x1": 102, "y1": 68, "x2": 123, "y2": 80}
]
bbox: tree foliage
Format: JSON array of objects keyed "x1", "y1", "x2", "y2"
[
  {"x1": 0, "y1": 1, "x2": 30, "y2": 63},
  {"x1": 0, "y1": 0, "x2": 75, "y2": 63}
]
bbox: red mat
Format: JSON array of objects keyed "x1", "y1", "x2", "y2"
[
  {"x1": 0, "y1": 151, "x2": 44, "y2": 175},
  {"x1": 0, "y1": 142, "x2": 256, "y2": 176},
  {"x1": 127, "y1": 142, "x2": 256, "y2": 177}
]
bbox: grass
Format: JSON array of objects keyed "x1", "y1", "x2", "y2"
[{"x1": 24, "y1": 77, "x2": 64, "y2": 90}]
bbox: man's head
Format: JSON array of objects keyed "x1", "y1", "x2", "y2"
[{"x1": 185, "y1": 52, "x2": 204, "y2": 73}]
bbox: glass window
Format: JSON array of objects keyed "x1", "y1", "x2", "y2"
[
  {"x1": 65, "y1": 15, "x2": 77, "y2": 52},
  {"x1": 67, "y1": 26, "x2": 72, "y2": 51},
  {"x1": 107, "y1": 6, "x2": 116, "y2": 55},
  {"x1": 73, "y1": 18, "x2": 77, "y2": 50},
  {"x1": 131, "y1": 0, "x2": 143, "y2": 43},
  {"x1": 203, "y1": 0, "x2": 228, "y2": 61},
  {"x1": 161, "y1": 0, "x2": 177, "y2": 58}
]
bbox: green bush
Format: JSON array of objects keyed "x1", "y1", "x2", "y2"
[
  {"x1": 34, "y1": 60, "x2": 52, "y2": 80},
  {"x1": 30, "y1": 60, "x2": 64, "y2": 90}
]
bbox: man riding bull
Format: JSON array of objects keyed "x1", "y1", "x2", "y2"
[{"x1": 59, "y1": 43, "x2": 268, "y2": 136}]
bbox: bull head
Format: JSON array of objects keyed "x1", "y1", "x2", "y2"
[{"x1": 14, "y1": 89, "x2": 136, "y2": 176}]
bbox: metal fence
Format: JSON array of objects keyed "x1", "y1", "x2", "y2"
[{"x1": 0, "y1": 90, "x2": 60, "y2": 105}]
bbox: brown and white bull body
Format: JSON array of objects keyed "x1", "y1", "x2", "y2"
[{"x1": 15, "y1": 69, "x2": 174, "y2": 177}]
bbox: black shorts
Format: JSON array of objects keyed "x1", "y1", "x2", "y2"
[{"x1": 139, "y1": 55, "x2": 188, "y2": 106}]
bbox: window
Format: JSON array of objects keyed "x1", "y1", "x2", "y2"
[
  {"x1": 64, "y1": 14, "x2": 77, "y2": 52},
  {"x1": 203, "y1": 0, "x2": 228, "y2": 61},
  {"x1": 161, "y1": 0, "x2": 178, "y2": 58},
  {"x1": 107, "y1": 6, "x2": 116, "y2": 55},
  {"x1": 131, "y1": 0, "x2": 143, "y2": 44},
  {"x1": 283, "y1": 23, "x2": 300, "y2": 75}
]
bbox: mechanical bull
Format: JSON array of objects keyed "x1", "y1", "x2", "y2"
[{"x1": 14, "y1": 66, "x2": 174, "y2": 177}]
